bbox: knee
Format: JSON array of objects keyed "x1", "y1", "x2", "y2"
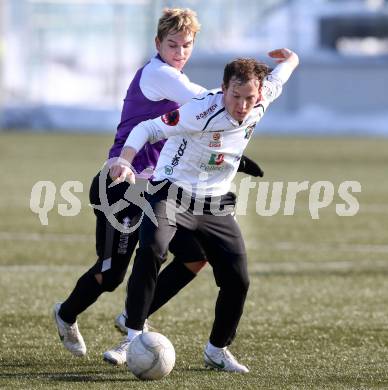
[
  {"x1": 241, "y1": 275, "x2": 250, "y2": 294},
  {"x1": 220, "y1": 269, "x2": 250, "y2": 296},
  {"x1": 137, "y1": 246, "x2": 166, "y2": 267},
  {"x1": 234, "y1": 272, "x2": 250, "y2": 295},
  {"x1": 184, "y1": 260, "x2": 207, "y2": 274},
  {"x1": 98, "y1": 271, "x2": 126, "y2": 292}
]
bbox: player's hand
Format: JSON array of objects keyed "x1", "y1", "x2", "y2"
[
  {"x1": 268, "y1": 48, "x2": 299, "y2": 67},
  {"x1": 109, "y1": 163, "x2": 136, "y2": 186}
]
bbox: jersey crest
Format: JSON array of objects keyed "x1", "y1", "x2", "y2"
[{"x1": 161, "y1": 110, "x2": 180, "y2": 126}]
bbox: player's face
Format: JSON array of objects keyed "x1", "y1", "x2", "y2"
[
  {"x1": 156, "y1": 31, "x2": 194, "y2": 71},
  {"x1": 222, "y1": 77, "x2": 261, "y2": 122}
]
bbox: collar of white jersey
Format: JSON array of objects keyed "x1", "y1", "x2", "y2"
[{"x1": 153, "y1": 53, "x2": 184, "y2": 74}]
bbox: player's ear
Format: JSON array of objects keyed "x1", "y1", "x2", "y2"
[
  {"x1": 256, "y1": 83, "x2": 263, "y2": 102},
  {"x1": 221, "y1": 83, "x2": 227, "y2": 94},
  {"x1": 155, "y1": 36, "x2": 161, "y2": 51}
]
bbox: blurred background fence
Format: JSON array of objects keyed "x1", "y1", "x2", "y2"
[{"x1": 1, "y1": 0, "x2": 387, "y2": 135}]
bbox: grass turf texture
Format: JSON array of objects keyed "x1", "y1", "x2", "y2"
[{"x1": 0, "y1": 132, "x2": 388, "y2": 389}]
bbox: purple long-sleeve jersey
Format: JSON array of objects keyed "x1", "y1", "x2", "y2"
[{"x1": 108, "y1": 55, "x2": 206, "y2": 174}]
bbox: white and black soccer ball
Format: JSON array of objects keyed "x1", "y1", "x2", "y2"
[{"x1": 126, "y1": 332, "x2": 175, "y2": 380}]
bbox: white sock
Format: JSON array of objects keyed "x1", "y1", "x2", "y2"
[
  {"x1": 206, "y1": 341, "x2": 225, "y2": 354},
  {"x1": 127, "y1": 328, "x2": 141, "y2": 342}
]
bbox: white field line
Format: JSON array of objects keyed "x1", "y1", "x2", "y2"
[
  {"x1": 247, "y1": 241, "x2": 388, "y2": 254},
  {"x1": 1, "y1": 231, "x2": 388, "y2": 254},
  {"x1": 1, "y1": 260, "x2": 388, "y2": 274},
  {"x1": 0, "y1": 231, "x2": 93, "y2": 242},
  {"x1": 0, "y1": 265, "x2": 86, "y2": 272},
  {"x1": 247, "y1": 259, "x2": 388, "y2": 274}
]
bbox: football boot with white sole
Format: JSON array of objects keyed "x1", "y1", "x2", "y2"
[
  {"x1": 204, "y1": 346, "x2": 249, "y2": 373},
  {"x1": 53, "y1": 303, "x2": 86, "y2": 357}
]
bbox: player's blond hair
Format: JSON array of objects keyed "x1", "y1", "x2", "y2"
[{"x1": 157, "y1": 8, "x2": 201, "y2": 41}]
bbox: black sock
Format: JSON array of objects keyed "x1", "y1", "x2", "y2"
[
  {"x1": 59, "y1": 271, "x2": 104, "y2": 324},
  {"x1": 148, "y1": 260, "x2": 196, "y2": 316}
]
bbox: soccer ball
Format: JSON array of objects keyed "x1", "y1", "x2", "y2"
[{"x1": 126, "y1": 332, "x2": 175, "y2": 380}]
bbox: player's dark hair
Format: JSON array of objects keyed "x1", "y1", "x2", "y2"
[{"x1": 223, "y1": 58, "x2": 270, "y2": 88}]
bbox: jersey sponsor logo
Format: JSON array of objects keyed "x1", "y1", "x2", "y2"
[
  {"x1": 212, "y1": 132, "x2": 221, "y2": 141},
  {"x1": 208, "y1": 132, "x2": 222, "y2": 147},
  {"x1": 171, "y1": 138, "x2": 187, "y2": 168},
  {"x1": 199, "y1": 153, "x2": 225, "y2": 172},
  {"x1": 208, "y1": 153, "x2": 224, "y2": 165},
  {"x1": 164, "y1": 165, "x2": 173, "y2": 175},
  {"x1": 196, "y1": 104, "x2": 218, "y2": 120},
  {"x1": 161, "y1": 109, "x2": 180, "y2": 126},
  {"x1": 199, "y1": 163, "x2": 225, "y2": 172},
  {"x1": 262, "y1": 81, "x2": 275, "y2": 101},
  {"x1": 244, "y1": 123, "x2": 256, "y2": 139}
]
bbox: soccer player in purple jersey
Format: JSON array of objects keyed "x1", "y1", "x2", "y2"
[{"x1": 53, "y1": 8, "x2": 262, "y2": 360}]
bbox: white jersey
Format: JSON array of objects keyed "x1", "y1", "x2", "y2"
[
  {"x1": 125, "y1": 62, "x2": 293, "y2": 196},
  {"x1": 140, "y1": 55, "x2": 207, "y2": 105}
]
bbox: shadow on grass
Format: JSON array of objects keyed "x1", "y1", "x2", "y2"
[
  {"x1": 179, "y1": 367, "x2": 212, "y2": 373},
  {"x1": 0, "y1": 371, "x2": 137, "y2": 383},
  {"x1": 50, "y1": 374, "x2": 137, "y2": 383},
  {"x1": 2, "y1": 369, "x2": 388, "y2": 387}
]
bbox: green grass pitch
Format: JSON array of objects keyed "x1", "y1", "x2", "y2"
[{"x1": 0, "y1": 132, "x2": 388, "y2": 389}]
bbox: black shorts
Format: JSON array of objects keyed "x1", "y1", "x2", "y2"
[
  {"x1": 169, "y1": 227, "x2": 206, "y2": 262},
  {"x1": 88, "y1": 171, "x2": 206, "y2": 271}
]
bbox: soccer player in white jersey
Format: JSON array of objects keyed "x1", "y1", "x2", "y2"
[
  {"x1": 106, "y1": 48, "x2": 299, "y2": 373},
  {"x1": 53, "y1": 8, "x2": 262, "y2": 360}
]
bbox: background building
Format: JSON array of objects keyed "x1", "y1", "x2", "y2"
[{"x1": 1, "y1": 0, "x2": 387, "y2": 134}]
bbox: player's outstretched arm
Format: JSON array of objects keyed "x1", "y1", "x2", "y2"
[
  {"x1": 261, "y1": 48, "x2": 299, "y2": 103},
  {"x1": 268, "y1": 48, "x2": 299, "y2": 71}
]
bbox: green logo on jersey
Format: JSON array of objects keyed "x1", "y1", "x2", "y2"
[
  {"x1": 164, "y1": 166, "x2": 173, "y2": 175},
  {"x1": 208, "y1": 153, "x2": 224, "y2": 165},
  {"x1": 244, "y1": 123, "x2": 256, "y2": 139}
]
